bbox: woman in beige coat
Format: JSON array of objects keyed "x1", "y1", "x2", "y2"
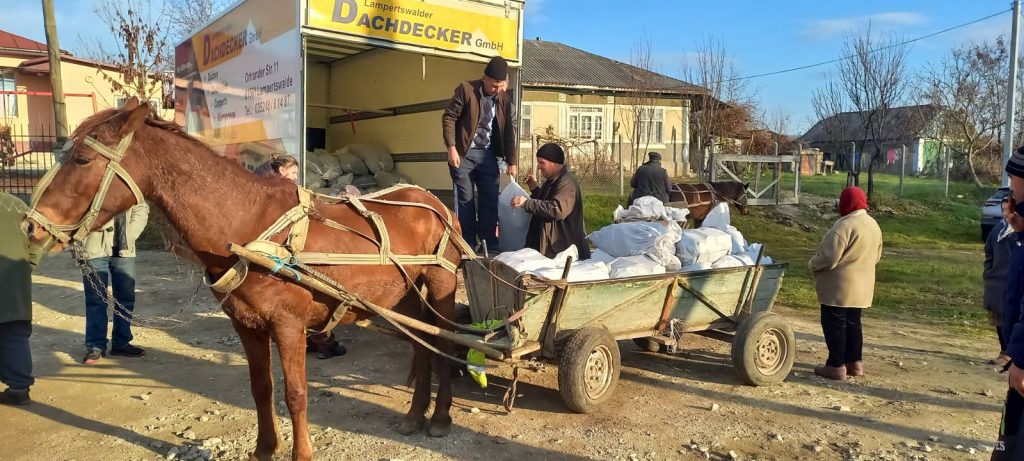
[{"x1": 810, "y1": 186, "x2": 883, "y2": 380}]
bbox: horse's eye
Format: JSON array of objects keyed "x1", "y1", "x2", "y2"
[{"x1": 73, "y1": 156, "x2": 91, "y2": 165}]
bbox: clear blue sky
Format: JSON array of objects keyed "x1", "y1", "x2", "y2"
[
  {"x1": 2, "y1": 1, "x2": 1017, "y2": 133},
  {"x1": 524, "y1": 0, "x2": 1016, "y2": 133}
]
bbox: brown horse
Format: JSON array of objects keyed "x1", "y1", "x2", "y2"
[
  {"x1": 22, "y1": 99, "x2": 465, "y2": 460},
  {"x1": 669, "y1": 181, "x2": 749, "y2": 220}
]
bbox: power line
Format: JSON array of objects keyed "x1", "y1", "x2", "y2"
[{"x1": 721, "y1": 8, "x2": 1012, "y2": 84}]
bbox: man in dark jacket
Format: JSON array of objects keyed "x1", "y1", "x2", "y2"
[
  {"x1": 510, "y1": 144, "x2": 591, "y2": 260},
  {"x1": 442, "y1": 56, "x2": 518, "y2": 251},
  {"x1": 986, "y1": 209, "x2": 1016, "y2": 366},
  {"x1": 629, "y1": 152, "x2": 672, "y2": 205},
  {"x1": 993, "y1": 147, "x2": 1024, "y2": 460},
  {"x1": 0, "y1": 193, "x2": 41, "y2": 405}
]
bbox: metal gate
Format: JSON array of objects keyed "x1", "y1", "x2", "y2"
[{"x1": 709, "y1": 154, "x2": 801, "y2": 206}]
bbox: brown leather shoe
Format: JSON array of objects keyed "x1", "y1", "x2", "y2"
[
  {"x1": 846, "y1": 361, "x2": 864, "y2": 377},
  {"x1": 814, "y1": 364, "x2": 848, "y2": 380}
]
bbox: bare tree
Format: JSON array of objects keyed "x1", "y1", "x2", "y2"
[
  {"x1": 621, "y1": 37, "x2": 658, "y2": 171},
  {"x1": 83, "y1": 0, "x2": 172, "y2": 104},
  {"x1": 166, "y1": 0, "x2": 225, "y2": 44},
  {"x1": 919, "y1": 38, "x2": 1009, "y2": 186},
  {"x1": 811, "y1": 24, "x2": 911, "y2": 200},
  {"x1": 681, "y1": 36, "x2": 756, "y2": 181}
]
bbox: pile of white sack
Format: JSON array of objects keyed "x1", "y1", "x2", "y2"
[
  {"x1": 676, "y1": 202, "x2": 773, "y2": 272},
  {"x1": 303, "y1": 144, "x2": 411, "y2": 196},
  {"x1": 613, "y1": 196, "x2": 690, "y2": 223},
  {"x1": 490, "y1": 196, "x2": 773, "y2": 282}
]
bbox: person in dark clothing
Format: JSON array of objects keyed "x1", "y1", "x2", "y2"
[
  {"x1": 628, "y1": 152, "x2": 672, "y2": 205},
  {"x1": 0, "y1": 193, "x2": 41, "y2": 405},
  {"x1": 510, "y1": 143, "x2": 591, "y2": 260},
  {"x1": 442, "y1": 56, "x2": 518, "y2": 251},
  {"x1": 992, "y1": 147, "x2": 1024, "y2": 460},
  {"x1": 986, "y1": 207, "x2": 1016, "y2": 367}
]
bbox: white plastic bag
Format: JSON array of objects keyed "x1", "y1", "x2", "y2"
[
  {"x1": 676, "y1": 227, "x2": 732, "y2": 266},
  {"x1": 609, "y1": 255, "x2": 666, "y2": 278},
  {"x1": 588, "y1": 221, "x2": 681, "y2": 270},
  {"x1": 590, "y1": 249, "x2": 617, "y2": 264},
  {"x1": 498, "y1": 182, "x2": 531, "y2": 252},
  {"x1": 614, "y1": 196, "x2": 667, "y2": 221},
  {"x1": 724, "y1": 225, "x2": 747, "y2": 254},
  {"x1": 553, "y1": 245, "x2": 579, "y2": 267},
  {"x1": 494, "y1": 248, "x2": 556, "y2": 273},
  {"x1": 701, "y1": 203, "x2": 731, "y2": 230},
  {"x1": 680, "y1": 262, "x2": 713, "y2": 273},
  {"x1": 711, "y1": 255, "x2": 746, "y2": 269},
  {"x1": 346, "y1": 144, "x2": 394, "y2": 174},
  {"x1": 531, "y1": 260, "x2": 610, "y2": 282},
  {"x1": 743, "y1": 243, "x2": 773, "y2": 265},
  {"x1": 666, "y1": 207, "x2": 690, "y2": 222}
]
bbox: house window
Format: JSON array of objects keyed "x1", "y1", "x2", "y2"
[
  {"x1": 638, "y1": 107, "x2": 664, "y2": 145},
  {"x1": 0, "y1": 70, "x2": 16, "y2": 117},
  {"x1": 520, "y1": 104, "x2": 532, "y2": 140},
  {"x1": 569, "y1": 106, "x2": 603, "y2": 140}
]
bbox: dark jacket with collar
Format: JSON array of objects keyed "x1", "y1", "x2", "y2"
[
  {"x1": 629, "y1": 160, "x2": 671, "y2": 205},
  {"x1": 523, "y1": 168, "x2": 591, "y2": 260},
  {"x1": 442, "y1": 79, "x2": 518, "y2": 165},
  {"x1": 0, "y1": 193, "x2": 41, "y2": 324},
  {"x1": 1003, "y1": 231, "x2": 1024, "y2": 363}
]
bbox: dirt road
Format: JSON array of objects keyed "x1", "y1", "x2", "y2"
[{"x1": 0, "y1": 251, "x2": 1007, "y2": 460}]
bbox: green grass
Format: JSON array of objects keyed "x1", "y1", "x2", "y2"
[{"x1": 583, "y1": 172, "x2": 995, "y2": 332}]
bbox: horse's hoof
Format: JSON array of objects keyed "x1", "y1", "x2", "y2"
[
  {"x1": 427, "y1": 422, "x2": 451, "y2": 438},
  {"x1": 248, "y1": 452, "x2": 273, "y2": 461},
  {"x1": 396, "y1": 419, "x2": 424, "y2": 435}
]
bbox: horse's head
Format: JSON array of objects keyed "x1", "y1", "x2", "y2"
[
  {"x1": 22, "y1": 98, "x2": 154, "y2": 251},
  {"x1": 710, "y1": 180, "x2": 749, "y2": 215}
]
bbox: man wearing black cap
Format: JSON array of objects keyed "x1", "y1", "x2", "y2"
[
  {"x1": 993, "y1": 146, "x2": 1024, "y2": 460},
  {"x1": 442, "y1": 55, "x2": 518, "y2": 252},
  {"x1": 510, "y1": 143, "x2": 591, "y2": 260},
  {"x1": 628, "y1": 152, "x2": 672, "y2": 205}
]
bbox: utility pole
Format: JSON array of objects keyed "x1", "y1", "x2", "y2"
[
  {"x1": 1003, "y1": 0, "x2": 1021, "y2": 187},
  {"x1": 42, "y1": 0, "x2": 69, "y2": 147}
]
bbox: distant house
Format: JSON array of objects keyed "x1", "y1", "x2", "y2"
[
  {"x1": 801, "y1": 104, "x2": 944, "y2": 175},
  {"x1": 0, "y1": 28, "x2": 170, "y2": 153},
  {"x1": 520, "y1": 39, "x2": 707, "y2": 176}
]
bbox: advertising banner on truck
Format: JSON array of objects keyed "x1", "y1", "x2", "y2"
[
  {"x1": 174, "y1": 0, "x2": 301, "y2": 161},
  {"x1": 307, "y1": 0, "x2": 521, "y2": 62}
]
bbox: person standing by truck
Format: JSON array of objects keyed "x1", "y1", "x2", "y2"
[{"x1": 442, "y1": 55, "x2": 518, "y2": 252}]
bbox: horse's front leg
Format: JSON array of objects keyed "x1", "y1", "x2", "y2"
[
  {"x1": 233, "y1": 320, "x2": 279, "y2": 461},
  {"x1": 274, "y1": 321, "x2": 314, "y2": 461}
]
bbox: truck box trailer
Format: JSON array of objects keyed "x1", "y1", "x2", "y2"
[{"x1": 174, "y1": 0, "x2": 524, "y2": 200}]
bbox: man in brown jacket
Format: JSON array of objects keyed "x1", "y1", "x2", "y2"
[
  {"x1": 442, "y1": 56, "x2": 518, "y2": 252},
  {"x1": 809, "y1": 186, "x2": 882, "y2": 380},
  {"x1": 511, "y1": 144, "x2": 591, "y2": 260}
]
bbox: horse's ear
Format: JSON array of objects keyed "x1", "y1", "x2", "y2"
[
  {"x1": 119, "y1": 102, "x2": 150, "y2": 136},
  {"x1": 121, "y1": 96, "x2": 140, "y2": 111}
]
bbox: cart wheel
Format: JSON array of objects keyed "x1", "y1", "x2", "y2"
[
  {"x1": 631, "y1": 338, "x2": 664, "y2": 353},
  {"x1": 731, "y1": 312, "x2": 795, "y2": 386},
  {"x1": 558, "y1": 327, "x2": 621, "y2": 413}
]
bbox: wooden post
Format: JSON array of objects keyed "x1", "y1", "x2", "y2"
[
  {"x1": 795, "y1": 142, "x2": 802, "y2": 203},
  {"x1": 709, "y1": 143, "x2": 717, "y2": 182},
  {"x1": 671, "y1": 127, "x2": 678, "y2": 178},
  {"x1": 42, "y1": 0, "x2": 69, "y2": 146},
  {"x1": 772, "y1": 142, "x2": 780, "y2": 204},
  {"x1": 899, "y1": 144, "x2": 906, "y2": 197},
  {"x1": 944, "y1": 144, "x2": 951, "y2": 198}
]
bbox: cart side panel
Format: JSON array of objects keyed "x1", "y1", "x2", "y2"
[
  {"x1": 519, "y1": 289, "x2": 555, "y2": 343},
  {"x1": 464, "y1": 261, "x2": 523, "y2": 323},
  {"x1": 667, "y1": 269, "x2": 751, "y2": 327},
  {"x1": 749, "y1": 265, "x2": 786, "y2": 313},
  {"x1": 551, "y1": 279, "x2": 668, "y2": 341}
]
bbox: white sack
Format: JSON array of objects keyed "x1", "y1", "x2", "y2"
[
  {"x1": 590, "y1": 249, "x2": 617, "y2": 264},
  {"x1": 724, "y1": 225, "x2": 747, "y2": 254},
  {"x1": 494, "y1": 248, "x2": 557, "y2": 273},
  {"x1": 588, "y1": 221, "x2": 681, "y2": 271},
  {"x1": 531, "y1": 260, "x2": 610, "y2": 282},
  {"x1": 498, "y1": 182, "x2": 531, "y2": 252},
  {"x1": 346, "y1": 144, "x2": 394, "y2": 174},
  {"x1": 676, "y1": 227, "x2": 732, "y2": 266},
  {"x1": 680, "y1": 262, "x2": 713, "y2": 273},
  {"x1": 701, "y1": 202, "x2": 731, "y2": 230},
  {"x1": 609, "y1": 255, "x2": 666, "y2": 278},
  {"x1": 711, "y1": 255, "x2": 746, "y2": 269}
]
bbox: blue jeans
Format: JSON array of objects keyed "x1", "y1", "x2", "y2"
[
  {"x1": 0, "y1": 321, "x2": 33, "y2": 390},
  {"x1": 450, "y1": 148, "x2": 499, "y2": 250},
  {"x1": 83, "y1": 257, "x2": 137, "y2": 350}
]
